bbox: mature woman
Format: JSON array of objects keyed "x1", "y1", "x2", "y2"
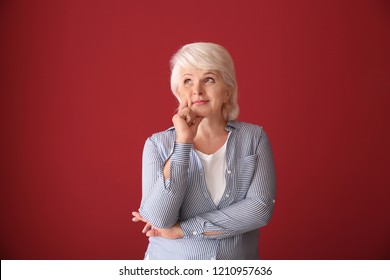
[{"x1": 132, "y1": 42, "x2": 276, "y2": 260}]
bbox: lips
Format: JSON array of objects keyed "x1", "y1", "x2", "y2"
[{"x1": 192, "y1": 100, "x2": 208, "y2": 105}]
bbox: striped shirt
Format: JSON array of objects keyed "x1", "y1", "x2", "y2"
[{"x1": 139, "y1": 120, "x2": 276, "y2": 260}]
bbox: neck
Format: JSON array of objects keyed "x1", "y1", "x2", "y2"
[{"x1": 196, "y1": 115, "x2": 228, "y2": 139}]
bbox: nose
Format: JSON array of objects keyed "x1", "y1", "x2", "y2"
[{"x1": 193, "y1": 82, "x2": 203, "y2": 95}]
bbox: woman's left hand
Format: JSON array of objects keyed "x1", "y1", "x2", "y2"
[{"x1": 132, "y1": 211, "x2": 184, "y2": 239}]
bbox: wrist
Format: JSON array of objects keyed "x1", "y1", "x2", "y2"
[
  {"x1": 171, "y1": 142, "x2": 193, "y2": 164},
  {"x1": 176, "y1": 223, "x2": 184, "y2": 238}
]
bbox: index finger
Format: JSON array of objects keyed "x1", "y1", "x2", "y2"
[
  {"x1": 186, "y1": 95, "x2": 193, "y2": 108},
  {"x1": 178, "y1": 98, "x2": 188, "y2": 111}
]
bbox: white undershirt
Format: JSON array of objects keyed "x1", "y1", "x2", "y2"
[{"x1": 195, "y1": 138, "x2": 228, "y2": 206}]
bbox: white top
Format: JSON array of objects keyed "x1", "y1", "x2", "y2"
[{"x1": 195, "y1": 137, "x2": 229, "y2": 206}]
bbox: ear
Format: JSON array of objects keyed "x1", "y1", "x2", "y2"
[{"x1": 224, "y1": 89, "x2": 231, "y2": 103}]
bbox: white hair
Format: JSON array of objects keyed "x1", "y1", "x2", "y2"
[{"x1": 170, "y1": 42, "x2": 239, "y2": 120}]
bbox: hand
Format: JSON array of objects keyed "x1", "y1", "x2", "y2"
[
  {"x1": 172, "y1": 100, "x2": 203, "y2": 143},
  {"x1": 132, "y1": 211, "x2": 184, "y2": 239}
]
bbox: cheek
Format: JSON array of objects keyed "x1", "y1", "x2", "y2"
[{"x1": 178, "y1": 88, "x2": 190, "y2": 99}]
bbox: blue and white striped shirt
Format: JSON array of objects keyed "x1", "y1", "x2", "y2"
[{"x1": 139, "y1": 120, "x2": 276, "y2": 259}]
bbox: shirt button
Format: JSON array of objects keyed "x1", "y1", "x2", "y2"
[
  {"x1": 225, "y1": 194, "x2": 230, "y2": 198},
  {"x1": 192, "y1": 231, "x2": 198, "y2": 235},
  {"x1": 227, "y1": 170, "x2": 231, "y2": 174}
]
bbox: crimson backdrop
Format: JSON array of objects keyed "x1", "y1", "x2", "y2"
[{"x1": 1, "y1": 0, "x2": 389, "y2": 259}]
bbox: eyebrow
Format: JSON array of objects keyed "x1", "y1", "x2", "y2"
[
  {"x1": 203, "y1": 71, "x2": 217, "y2": 76},
  {"x1": 181, "y1": 71, "x2": 218, "y2": 78}
]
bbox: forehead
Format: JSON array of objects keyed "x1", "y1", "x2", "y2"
[{"x1": 179, "y1": 68, "x2": 219, "y2": 77}]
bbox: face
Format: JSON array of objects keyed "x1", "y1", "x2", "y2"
[{"x1": 177, "y1": 68, "x2": 230, "y2": 118}]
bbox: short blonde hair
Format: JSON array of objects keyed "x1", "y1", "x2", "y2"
[{"x1": 170, "y1": 42, "x2": 239, "y2": 120}]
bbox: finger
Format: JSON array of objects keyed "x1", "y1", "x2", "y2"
[
  {"x1": 142, "y1": 223, "x2": 152, "y2": 233},
  {"x1": 178, "y1": 98, "x2": 188, "y2": 111},
  {"x1": 191, "y1": 116, "x2": 204, "y2": 128},
  {"x1": 132, "y1": 211, "x2": 141, "y2": 220},
  {"x1": 177, "y1": 107, "x2": 195, "y2": 126},
  {"x1": 186, "y1": 95, "x2": 193, "y2": 108},
  {"x1": 132, "y1": 211, "x2": 147, "y2": 223},
  {"x1": 185, "y1": 110, "x2": 194, "y2": 125},
  {"x1": 177, "y1": 106, "x2": 189, "y2": 118},
  {"x1": 146, "y1": 228, "x2": 161, "y2": 237},
  {"x1": 131, "y1": 212, "x2": 139, "y2": 222}
]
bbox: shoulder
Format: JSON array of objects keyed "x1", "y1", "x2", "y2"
[
  {"x1": 228, "y1": 121, "x2": 272, "y2": 155},
  {"x1": 228, "y1": 120, "x2": 265, "y2": 138},
  {"x1": 145, "y1": 126, "x2": 176, "y2": 147},
  {"x1": 143, "y1": 127, "x2": 176, "y2": 160}
]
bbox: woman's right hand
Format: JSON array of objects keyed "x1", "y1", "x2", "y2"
[{"x1": 172, "y1": 100, "x2": 203, "y2": 143}]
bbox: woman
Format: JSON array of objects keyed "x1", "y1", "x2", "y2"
[{"x1": 132, "y1": 42, "x2": 276, "y2": 260}]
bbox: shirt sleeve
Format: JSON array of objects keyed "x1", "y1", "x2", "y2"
[
  {"x1": 139, "y1": 137, "x2": 193, "y2": 228},
  {"x1": 180, "y1": 130, "x2": 276, "y2": 239}
]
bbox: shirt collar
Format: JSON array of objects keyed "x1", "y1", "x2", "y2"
[{"x1": 225, "y1": 120, "x2": 238, "y2": 132}]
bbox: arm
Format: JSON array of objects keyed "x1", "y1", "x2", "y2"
[
  {"x1": 138, "y1": 103, "x2": 203, "y2": 229},
  {"x1": 180, "y1": 130, "x2": 276, "y2": 239},
  {"x1": 138, "y1": 138, "x2": 192, "y2": 228}
]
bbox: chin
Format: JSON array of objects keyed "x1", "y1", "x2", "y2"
[{"x1": 191, "y1": 107, "x2": 208, "y2": 117}]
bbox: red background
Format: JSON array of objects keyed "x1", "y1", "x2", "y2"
[{"x1": 1, "y1": 0, "x2": 389, "y2": 259}]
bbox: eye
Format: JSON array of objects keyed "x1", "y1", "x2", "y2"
[
  {"x1": 204, "y1": 77, "x2": 215, "y2": 83},
  {"x1": 183, "y1": 79, "x2": 192, "y2": 86}
]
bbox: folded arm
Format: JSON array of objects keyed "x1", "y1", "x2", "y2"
[
  {"x1": 136, "y1": 130, "x2": 276, "y2": 239},
  {"x1": 138, "y1": 138, "x2": 192, "y2": 228},
  {"x1": 180, "y1": 130, "x2": 276, "y2": 239}
]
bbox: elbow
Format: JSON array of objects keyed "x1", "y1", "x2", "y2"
[
  {"x1": 255, "y1": 198, "x2": 275, "y2": 228},
  {"x1": 139, "y1": 207, "x2": 178, "y2": 229}
]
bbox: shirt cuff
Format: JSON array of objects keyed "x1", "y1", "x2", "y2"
[
  {"x1": 171, "y1": 143, "x2": 193, "y2": 165},
  {"x1": 180, "y1": 217, "x2": 205, "y2": 238}
]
